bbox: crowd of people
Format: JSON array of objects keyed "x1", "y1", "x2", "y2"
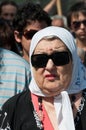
[{"x1": 0, "y1": 0, "x2": 86, "y2": 130}]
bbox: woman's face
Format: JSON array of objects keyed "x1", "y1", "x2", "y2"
[{"x1": 32, "y1": 38, "x2": 73, "y2": 96}]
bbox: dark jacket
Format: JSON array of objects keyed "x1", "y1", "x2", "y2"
[
  {"x1": 75, "y1": 91, "x2": 86, "y2": 130},
  {"x1": 0, "y1": 90, "x2": 42, "y2": 130},
  {"x1": 0, "y1": 89, "x2": 86, "y2": 130}
]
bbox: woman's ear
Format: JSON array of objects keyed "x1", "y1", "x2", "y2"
[{"x1": 14, "y1": 31, "x2": 22, "y2": 43}]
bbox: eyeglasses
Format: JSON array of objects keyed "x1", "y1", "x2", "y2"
[
  {"x1": 72, "y1": 20, "x2": 86, "y2": 29},
  {"x1": 31, "y1": 51, "x2": 70, "y2": 68},
  {"x1": 23, "y1": 30, "x2": 38, "y2": 40}
]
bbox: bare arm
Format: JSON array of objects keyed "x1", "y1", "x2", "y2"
[{"x1": 43, "y1": 0, "x2": 57, "y2": 13}]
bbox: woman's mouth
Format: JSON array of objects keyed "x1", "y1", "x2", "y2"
[{"x1": 45, "y1": 74, "x2": 56, "y2": 80}]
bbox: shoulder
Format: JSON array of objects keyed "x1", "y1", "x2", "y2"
[
  {"x1": 1, "y1": 90, "x2": 31, "y2": 118},
  {"x1": 2, "y1": 90, "x2": 31, "y2": 110},
  {"x1": 0, "y1": 48, "x2": 30, "y2": 68},
  {"x1": 0, "y1": 90, "x2": 32, "y2": 129}
]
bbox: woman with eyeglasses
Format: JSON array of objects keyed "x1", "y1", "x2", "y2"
[{"x1": 1, "y1": 26, "x2": 86, "y2": 130}]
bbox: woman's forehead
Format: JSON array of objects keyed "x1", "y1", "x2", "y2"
[
  {"x1": 34, "y1": 38, "x2": 68, "y2": 53},
  {"x1": 37, "y1": 38, "x2": 66, "y2": 47}
]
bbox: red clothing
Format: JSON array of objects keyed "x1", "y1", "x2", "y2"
[{"x1": 31, "y1": 93, "x2": 54, "y2": 130}]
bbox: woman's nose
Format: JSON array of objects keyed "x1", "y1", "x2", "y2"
[{"x1": 45, "y1": 59, "x2": 55, "y2": 70}]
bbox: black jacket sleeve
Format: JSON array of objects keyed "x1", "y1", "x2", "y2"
[{"x1": 0, "y1": 90, "x2": 41, "y2": 130}]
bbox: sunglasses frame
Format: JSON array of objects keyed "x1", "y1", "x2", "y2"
[
  {"x1": 22, "y1": 29, "x2": 38, "y2": 40},
  {"x1": 31, "y1": 51, "x2": 70, "y2": 68},
  {"x1": 71, "y1": 20, "x2": 86, "y2": 29}
]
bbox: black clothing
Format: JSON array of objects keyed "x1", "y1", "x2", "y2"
[
  {"x1": 0, "y1": 90, "x2": 42, "y2": 130},
  {"x1": 75, "y1": 90, "x2": 86, "y2": 130},
  {"x1": 0, "y1": 89, "x2": 86, "y2": 130}
]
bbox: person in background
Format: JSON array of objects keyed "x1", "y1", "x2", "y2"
[
  {"x1": 13, "y1": 1, "x2": 51, "y2": 63},
  {"x1": 67, "y1": 1, "x2": 86, "y2": 66},
  {"x1": 77, "y1": 48, "x2": 85, "y2": 63},
  {"x1": 0, "y1": 33, "x2": 31, "y2": 107},
  {"x1": 2, "y1": 26, "x2": 85, "y2": 130},
  {"x1": 44, "y1": 0, "x2": 68, "y2": 28},
  {"x1": 51, "y1": 14, "x2": 68, "y2": 28},
  {"x1": 0, "y1": 18, "x2": 20, "y2": 55},
  {"x1": 0, "y1": 18, "x2": 31, "y2": 108},
  {"x1": 0, "y1": 0, "x2": 18, "y2": 25}
]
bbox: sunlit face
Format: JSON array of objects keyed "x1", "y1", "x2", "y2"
[
  {"x1": 71, "y1": 12, "x2": 86, "y2": 40},
  {"x1": 20, "y1": 20, "x2": 48, "y2": 60},
  {"x1": 32, "y1": 38, "x2": 73, "y2": 96}
]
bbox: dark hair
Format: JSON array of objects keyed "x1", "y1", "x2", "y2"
[
  {"x1": 67, "y1": 1, "x2": 86, "y2": 28},
  {"x1": 13, "y1": 2, "x2": 51, "y2": 32},
  {"x1": 0, "y1": 0, "x2": 18, "y2": 15},
  {"x1": 0, "y1": 18, "x2": 20, "y2": 54}
]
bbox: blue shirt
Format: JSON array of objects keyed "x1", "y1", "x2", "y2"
[{"x1": 0, "y1": 48, "x2": 31, "y2": 107}]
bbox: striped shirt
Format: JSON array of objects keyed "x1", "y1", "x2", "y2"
[{"x1": 0, "y1": 48, "x2": 31, "y2": 107}]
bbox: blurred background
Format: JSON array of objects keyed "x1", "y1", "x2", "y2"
[{"x1": 0, "y1": 0, "x2": 85, "y2": 16}]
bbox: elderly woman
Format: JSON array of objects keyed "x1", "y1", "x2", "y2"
[{"x1": 1, "y1": 26, "x2": 86, "y2": 130}]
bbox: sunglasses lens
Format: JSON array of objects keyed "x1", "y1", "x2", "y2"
[
  {"x1": 31, "y1": 54, "x2": 48, "y2": 68},
  {"x1": 72, "y1": 21, "x2": 80, "y2": 29},
  {"x1": 52, "y1": 52, "x2": 70, "y2": 66},
  {"x1": 24, "y1": 30, "x2": 37, "y2": 39},
  {"x1": 72, "y1": 20, "x2": 86, "y2": 29},
  {"x1": 31, "y1": 51, "x2": 70, "y2": 68}
]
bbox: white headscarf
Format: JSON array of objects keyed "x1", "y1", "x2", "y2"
[
  {"x1": 29, "y1": 26, "x2": 86, "y2": 130},
  {"x1": 29, "y1": 26, "x2": 86, "y2": 94}
]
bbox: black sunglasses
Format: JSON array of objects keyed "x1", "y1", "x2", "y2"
[
  {"x1": 72, "y1": 20, "x2": 86, "y2": 29},
  {"x1": 31, "y1": 51, "x2": 70, "y2": 68},
  {"x1": 23, "y1": 30, "x2": 38, "y2": 40}
]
